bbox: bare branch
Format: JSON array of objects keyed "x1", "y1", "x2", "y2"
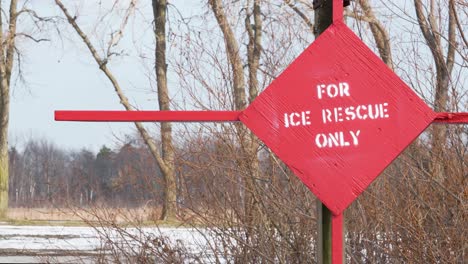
[
  {"x1": 5, "y1": 0, "x2": 18, "y2": 86},
  {"x1": 450, "y1": 0, "x2": 468, "y2": 48},
  {"x1": 246, "y1": 0, "x2": 262, "y2": 103},
  {"x1": 54, "y1": 0, "x2": 169, "y2": 174},
  {"x1": 283, "y1": 0, "x2": 314, "y2": 33},
  {"x1": 208, "y1": 0, "x2": 246, "y2": 110},
  {"x1": 14, "y1": 33, "x2": 49, "y2": 43},
  {"x1": 446, "y1": 0, "x2": 456, "y2": 74},
  {"x1": 355, "y1": 0, "x2": 394, "y2": 69},
  {"x1": 413, "y1": 0, "x2": 445, "y2": 69},
  {"x1": 106, "y1": 0, "x2": 137, "y2": 59}
]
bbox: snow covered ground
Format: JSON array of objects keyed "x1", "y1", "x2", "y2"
[{"x1": 0, "y1": 224, "x2": 211, "y2": 263}]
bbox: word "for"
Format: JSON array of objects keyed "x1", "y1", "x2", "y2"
[
  {"x1": 284, "y1": 111, "x2": 311, "y2": 128},
  {"x1": 315, "y1": 130, "x2": 361, "y2": 148},
  {"x1": 317, "y1": 82, "x2": 350, "y2": 99}
]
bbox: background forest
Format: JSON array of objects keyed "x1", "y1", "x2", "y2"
[{"x1": 0, "y1": 0, "x2": 466, "y2": 263}]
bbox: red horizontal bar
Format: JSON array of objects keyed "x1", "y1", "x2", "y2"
[
  {"x1": 56, "y1": 110, "x2": 468, "y2": 124},
  {"x1": 55, "y1": 110, "x2": 242, "y2": 122},
  {"x1": 433, "y1": 112, "x2": 468, "y2": 124}
]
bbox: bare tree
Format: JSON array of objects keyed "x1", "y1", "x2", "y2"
[
  {"x1": 54, "y1": 0, "x2": 177, "y2": 220},
  {"x1": 0, "y1": 0, "x2": 18, "y2": 217},
  {"x1": 152, "y1": 0, "x2": 177, "y2": 221},
  {"x1": 208, "y1": 0, "x2": 247, "y2": 110},
  {"x1": 208, "y1": 0, "x2": 256, "y2": 224},
  {"x1": 414, "y1": 0, "x2": 457, "y2": 181},
  {"x1": 351, "y1": 0, "x2": 394, "y2": 69},
  {"x1": 208, "y1": 0, "x2": 266, "y2": 228},
  {"x1": 283, "y1": 0, "x2": 314, "y2": 33}
]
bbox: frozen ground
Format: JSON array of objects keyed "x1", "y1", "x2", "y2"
[{"x1": 0, "y1": 224, "x2": 211, "y2": 263}]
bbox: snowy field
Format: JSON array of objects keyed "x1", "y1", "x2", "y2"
[{"x1": 0, "y1": 225, "x2": 211, "y2": 263}]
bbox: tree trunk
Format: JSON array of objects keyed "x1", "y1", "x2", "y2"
[
  {"x1": 244, "y1": 0, "x2": 263, "y2": 225},
  {"x1": 208, "y1": 0, "x2": 249, "y2": 213},
  {"x1": 208, "y1": 0, "x2": 264, "y2": 227},
  {"x1": 55, "y1": 0, "x2": 178, "y2": 221},
  {"x1": 208, "y1": 0, "x2": 246, "y2": 111},
  {"x1": 0, "y1": 72, "x2": 8, "y2": 217},
  {"x1": 413, "y1": 0, "x2": 456, "y2": 181},
  {"x1": 0, "y1": 0, "x2": 18, "y2": 218},
  {"x1": 152, "y1": 0, "x2": 177, "y2": 221},
  {"x1": 0, "y1": 139, "x2": 8, "y2": 218},
  {"x1": 356, "y1": 0, "x2": 393, "y2": 69}
]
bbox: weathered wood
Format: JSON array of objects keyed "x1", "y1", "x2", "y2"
[{"x1": 239, "y1": 19, "x2": 437, "y2": 215}]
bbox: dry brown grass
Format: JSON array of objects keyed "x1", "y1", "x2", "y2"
[{"x1": 5, "y1": 207, "x2": 158, "y2": 224}]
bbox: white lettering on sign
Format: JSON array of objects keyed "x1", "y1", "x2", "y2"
[
  {"x1": 350, "y1": 130, "x2": 361, "y2": 145},
  {"x1": 317, "y1": 82, "x2": 350, "y2": 99},
  {"x1": 315, "y1": 130, "x2": 361, "y2": 148},
  {"x1": 284, "y1": 111, "x2": 311, "y2": 128},
  {"x1": 313, "y1": 82, "x2": 390, "y2": 149},
  {"x1": 321, "y1": 103, "x2": 390, "y2": 124}
]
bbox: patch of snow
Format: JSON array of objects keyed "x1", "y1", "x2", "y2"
[{"x1": 0, "y1": 225, "x2": 210, "y2": 254}]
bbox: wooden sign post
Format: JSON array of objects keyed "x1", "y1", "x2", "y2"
[{"x1": 55, "y1": 1, "x2": 467, "y2": 263}]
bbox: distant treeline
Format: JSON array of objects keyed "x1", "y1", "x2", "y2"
[
  {"x1": 7, "y1": 135, "x2": 273, "y2": 209},
  {"x1": 8, "y1": 138, "x2": 165, "y2": 207}
]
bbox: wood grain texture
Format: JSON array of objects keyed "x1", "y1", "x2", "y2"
[
  {"x1": 55, "y1": 110, "x2": 242, "y2": 122},
  {"x1": 239, "y1": 21, "x2": 436, "y2": 215}
]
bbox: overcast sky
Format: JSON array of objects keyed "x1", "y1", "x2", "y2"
[
  {"x1": 8, "y1": 1, "x2": 466, "y2": 152},
  {"x1": 9, "y1": 0, "x2": 195, "y2": 152}
]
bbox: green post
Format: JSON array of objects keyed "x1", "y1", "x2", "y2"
[{"x1": 316, "y1": 202, "x2": 333, "y2": 263}]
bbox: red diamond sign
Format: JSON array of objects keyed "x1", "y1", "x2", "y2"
[{"x1": 239, "y1": 21, "x2": 436, "y2": 215}]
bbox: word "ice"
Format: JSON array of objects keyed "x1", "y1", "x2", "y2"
[{"x1": 284, "y1": 111, "x2": 311, "y2": 128}]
